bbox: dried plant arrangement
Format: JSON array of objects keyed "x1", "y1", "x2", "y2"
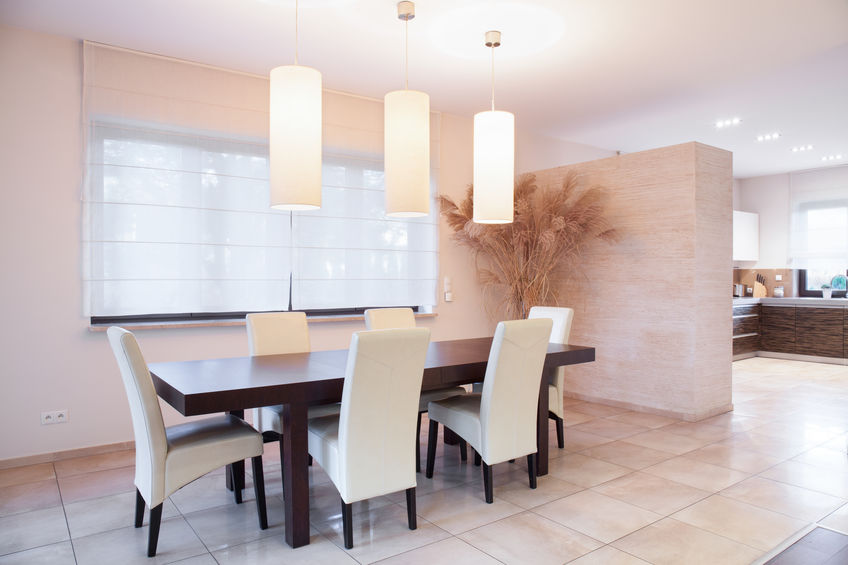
[{"x1": 439, "y1": 172, "x2": 617, "y2": 320}]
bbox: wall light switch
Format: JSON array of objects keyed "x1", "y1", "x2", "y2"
[{"x1": 775, "y1": 274, "x2": 783, "y2": 281}]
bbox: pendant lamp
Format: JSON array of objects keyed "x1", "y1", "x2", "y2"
[
  {"x1": 473, "y1": 30, "x2": 514, "y2": 224},
  {"x1": 270, "y1": 0, "x2": 322, "y2": 210},
  {"x1": 384, "y1": 1, "x2": 430, "y2": 217}
]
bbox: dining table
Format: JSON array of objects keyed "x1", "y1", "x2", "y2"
[{"x1": 148, "y1": 336, "x2": 595, "y2": 548}]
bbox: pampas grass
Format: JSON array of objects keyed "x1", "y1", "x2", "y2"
[{"x1": 439, "y1": 172, "x2": 617, "y2": 320}]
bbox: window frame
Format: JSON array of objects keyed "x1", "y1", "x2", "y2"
[{"x1": 797, "y1": 270, "x2": 848, "y2": 298}]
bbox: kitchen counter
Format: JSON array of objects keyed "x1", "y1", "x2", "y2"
[{"x1": 734, "y1": 297, "x2": 848, "y2": 307}]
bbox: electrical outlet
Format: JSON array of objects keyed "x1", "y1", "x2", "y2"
[{"x1": 41, "y1": 410, "x2": 68, "y2": 425}]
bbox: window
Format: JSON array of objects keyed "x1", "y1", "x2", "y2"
[
  {"x1": 788, "y1": 168, "x2": 848, "y2": 273},
  {"x1": 84, "y1": 123, "x2": 437, "y2": 320}
]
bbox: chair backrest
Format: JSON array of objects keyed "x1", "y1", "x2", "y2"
[
  {"x1": 479, "y1": 318, "x2": 553, "y2": 463},
  {"x1": 106, "y1": 327, "x2": 168, "y2": 506},
  {"x1": 528, "y1": 306, "x2": 574, "y2": 345},
  {"x1": 363, "y1": 307, "x2": 416, "y2": 330},
  {"x1": 337, "y1": 327, "x2": 431, "y2": 502},
  {"x1": 246, "y1": 312, "x2": 310, "y2": 356}
]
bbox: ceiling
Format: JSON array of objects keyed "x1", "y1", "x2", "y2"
[{"x1": 2, "y1": 0, "x2": 847, "y2": 178}]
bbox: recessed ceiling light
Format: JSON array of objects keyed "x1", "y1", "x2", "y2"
[
  {"x1": 756, "y1": 132, "x2": 781, "y2": 142},
  {"x1": 716, "y1": 117, "x2": 742, "y2": 129},
  {"x1": 792, "y1": 145, "x2": 814, "y2": 152},
  {"x1": 822, "y1": 154, "x2": 844, "y2": 161}
]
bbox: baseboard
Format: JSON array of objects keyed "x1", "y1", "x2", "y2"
[
  {"x1": 563, "y1": 392, "x2": 734, "y2": 422},
  {"x1": 0, "y1": 440, "x2": 135, "y2": 470},
  {"x1": 754, "y1": 351, "x2": 848, "y2": 366}
]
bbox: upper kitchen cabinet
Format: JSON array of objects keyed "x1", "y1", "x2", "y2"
[{"x1": 733, "y1": 210, "x2": 759, "y2": 261}]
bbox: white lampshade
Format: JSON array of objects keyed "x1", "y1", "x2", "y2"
[
  {"x1": 384, "y1": 89, "x2": 430, "y2": 217},
  {"x1": 269, "y1": 65, "x2": 322, "y2": 210},
  {"x1": 473, "y1": 110, "x2": 514, "y2": 223}
]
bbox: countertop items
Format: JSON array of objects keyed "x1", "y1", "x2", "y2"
[{"x1": 733, "y1": 297, "x2": 848, "y2": 307}]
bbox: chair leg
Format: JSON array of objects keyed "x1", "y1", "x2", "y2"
[
  {"x1": 425, "y1": 420, "x2": 439, "y2": 478},
  {"x1": 134, "y1": 489, "x2": 145, "y2": 528},
  {"x1": 552, "y1": 412, "x2": 565, "y2": 449},
  {"x1": 230, "y1": 464, "x2": 243, "y2": 504},
  {"x1": 482, "y1": 462, "x2": 493, "y2": 504},
  {"x1": 473, "y1": 450, "x2": 481, "y2": 467},
  {"x1": 251, "y1": 456, "x2": 269, "y2": 530},
  {"x1": 416, "y1": 412, "x2": 422, "y2": 473},
  {"x1": 308, "y1": 454, "x2": 313, "y2": 467},
  {"x1": 147, "y1": 503, "x2": 163, "y2": 557},
  {"x1": 405, "y1": 487, "x2": 417, "y2": 530},
  {"x1": 341, "y1": 499, "x2": 353, "y2": 549},
  {"x1": 459, "y1": 439, "x2": 467, "y2": 462},
  {"x1": 278, "y1": 438, "x2": 286, "y2": 501},
  {"x1": 527, "y1": 453, "x2": 537, "y2": 489}
]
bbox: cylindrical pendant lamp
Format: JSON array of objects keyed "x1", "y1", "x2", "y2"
[
  {"x1": 270, "y1": 65, "x2": 322, "y2": 210},
  {"x1": 473, "y1": 109, "x2": 514, "y2": 223},
  {"x1": 473, "y1": 30, "x2": 514, "y2": 224},
  {"x1": 384, "y1": 1, "x2": 430, "y2": 217},
  {"x1": 385, "y1": 89, "x2": 430, "y2": 216}
]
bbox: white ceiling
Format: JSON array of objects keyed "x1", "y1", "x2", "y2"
[{"x1": 2, "y1": 0, "x2": 847, "y2": 178}]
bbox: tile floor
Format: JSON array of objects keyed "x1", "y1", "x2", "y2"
[{"x1": 4, "y1": 357, "x2": 848, "y2": 564}]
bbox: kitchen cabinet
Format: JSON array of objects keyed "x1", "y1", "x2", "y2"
[
  {"x1": 760, "y1": 305, "x2": 795, "y2": 354},
  {"x1": 732, "y1": 304, "x2": 759, "y2": 356},
  {"x1": 795, "y1": 307, "x2": 844, "y2": 358},
  {"x1": 733, "y1": 211, "x2": 759, "y2": 261}
]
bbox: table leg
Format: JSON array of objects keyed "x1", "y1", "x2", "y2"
[
  {"x1": 282, "y1": 403, "x2": 310, "y2": 548},
  {"x1": 536, "y1": 370, "x2": 550, "y2": 476},
  {"x1": 226, "y1": 410, "x2": 246, "y2": 492}
]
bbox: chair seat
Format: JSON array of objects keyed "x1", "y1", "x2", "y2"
[
  {"x1": 418, "y1": 387, "x2": 466, "y2": 412},
  {"x1": 259, "y1": 403, "x2": 342, "y2": 435},
  {"x1": 427, "y1": 394, "x2": 482, "y2": 454},
  {"x1": 164, "y1": 414, "x2": 263, "y2": 498}
]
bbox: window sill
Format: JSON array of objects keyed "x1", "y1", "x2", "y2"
[{"x1": 89, "y1": 312, "x2": 437, "y2": 332}]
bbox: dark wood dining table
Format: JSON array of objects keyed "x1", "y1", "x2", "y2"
[{"x1": 148, "y1": 336, "x2": 595, "y2": 548}]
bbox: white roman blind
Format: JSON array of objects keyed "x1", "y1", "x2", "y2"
[
  {"x1": 82, "y1": 43, "x2": 438, "y2": 317},
  {"x1": 788, "y1": 166, "x2": 848, "y2": 272}
]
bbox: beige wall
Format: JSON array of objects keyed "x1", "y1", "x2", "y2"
[
  {"x1": 0, "y1": 25, "x2": 612, "y2": 461},
  {"x1": 533, "y1": 143, "x2": 733, "y2": 421}
]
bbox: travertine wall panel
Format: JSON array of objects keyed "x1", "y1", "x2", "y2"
[{"x1": 533, "y1": 143, "x2": 732, "y2": 421}]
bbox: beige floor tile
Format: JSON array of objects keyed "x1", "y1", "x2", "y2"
[
  {"x1": 72, "y1": 516, "x2": 206, "y2": 565},
  {"x1": 547, "y1": 454, "x2": 631, "y2": 488},
  {"x1": 660, "y1": 421, "x2": 734, "y2": 443},
  {"x1": 53, "y1": 450, "x2": 135, "y2": 478},
  {"x1": 581, "y1": 441, "x2": 676, "y2": 470},
  {"x1": 564, "y1": 411, "x2": 597, "y2": 427},
  {"x1": 0, "y1": 478, "x2": 61, "y2": 517},
  {"x1": 568, "y1": 419, "x2": 649, "y2": 440},
  {"x1": 308, "y1": 479, "x2": 395, "y2": 524},
  {"x1": 792, "y1": 446, "x2": 848, "y2": 471},
  {"x1": 642, "y1": 456, "x2": 750, "y2": 492},
  {"x1": 819, "y1": 502, "x2": 848, "y2": 534},
  {"x1": 562, "y1": 430, "x2": 614, "y2": 451},
  {"x1": 717, "y1": 431, "x2": 811, "y2": 460},
  {"x1": 165, "y1": 555, "x2": 217, "y2": 565},
  {"x1": 169, "y1": 473, "x2": 258, "y2": 515},
  {"x1": 493, "y1": 475, "x2": 584, "y2": 509},
  {"x1": 621, "y1": 430, "x2": 710, "y2": 455},
  {"x1": 65, "y1": 491, "x2": 180, "y2": 539},
  {"x1": 697, "y1": 412, "x2": 766, "y2": 432},
  {"x1": 568, "y1": 402, "x2": 631, "y2": 418},
  {"x1": 213, "y1": 532, "x2": 357, "y2": 565},
  {"x1": 184, "y1": 497, "x2": 286, "y2": 552},
  {"x1": 459, "y1": 511, "x2": 601, "y2": 565},
  {"x1": 374, "y1": 537, "x2": 502, "y2": 565},
  {"x1": 671, "y1": 495, "x2": 806, "y2": 551},
  {"x1": 568, "y1": 545, "x2": 651, "y2": 565},
  {"x1": 592, "y1": 472, "x2": 711, "y2": 515},
  {"x1": 57, "y1": 465, "x2": 135, "y2": 504},
  {"x1": 606, "y1": 411, "x2": 679, "y2": 429},
  {"x1": 747, "y1": 420, "x2": 844, "y2": 447},
  {"x1": 0, "y1": 505, "x2": 69, "y2": 556},
  {"x1": 533, "y1": 490, "x2": 661, "y2": 544},
  {"x1": 0, "y1": 541, "x2": 76, "y2": 565},
  {"x1": 720, "y1": 476, "x2": 846, "y2": 522},
  {"x1": 0, "y1": 463, "x2": 55, "y2": 488},
  {"x1": 318, "y1": 503, "x2": 451, "y2": 564},
  {"x1": 685, "y1": 443, "x2": 784, "y2": 473},
  {"x1": 612, "y1": 517, "x2": 763, "y2": 565},
  {"x1": 415, "y1": 484, "x2": 523, "y2": 535},
  {"x1": 760, "y1": 459, "x2": 848, "y2": 498}
]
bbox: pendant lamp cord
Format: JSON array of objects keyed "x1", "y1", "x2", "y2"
[
  {"x1": 294, "y1": 0, "x2": 299, "y2": 65},
  {"x1": 404, "y1": 17, "x2": 409, "y2": 90},
  {"x1": 490, "y1": 45, "x2": 495, "y2": 111}
]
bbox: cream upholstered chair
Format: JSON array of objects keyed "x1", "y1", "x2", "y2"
[
  {"x1": 107, "y1": 327, "x2": 268, "y2": 557},
  {"x1": 425, "y1": 318, "x2": 553, "y2": 503},
  {"x1": 246, "y1": 312, "x2": 340, "y2": 465},
  {"x1": 307, "y1": 327, "x2": 431, "y2": 549},
  {"x1": 364, "y1": 307, "x2": 467, "y2": 470},
  {"x1": 528, "y1": 306, "x2": 574, "y2": 449}
]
